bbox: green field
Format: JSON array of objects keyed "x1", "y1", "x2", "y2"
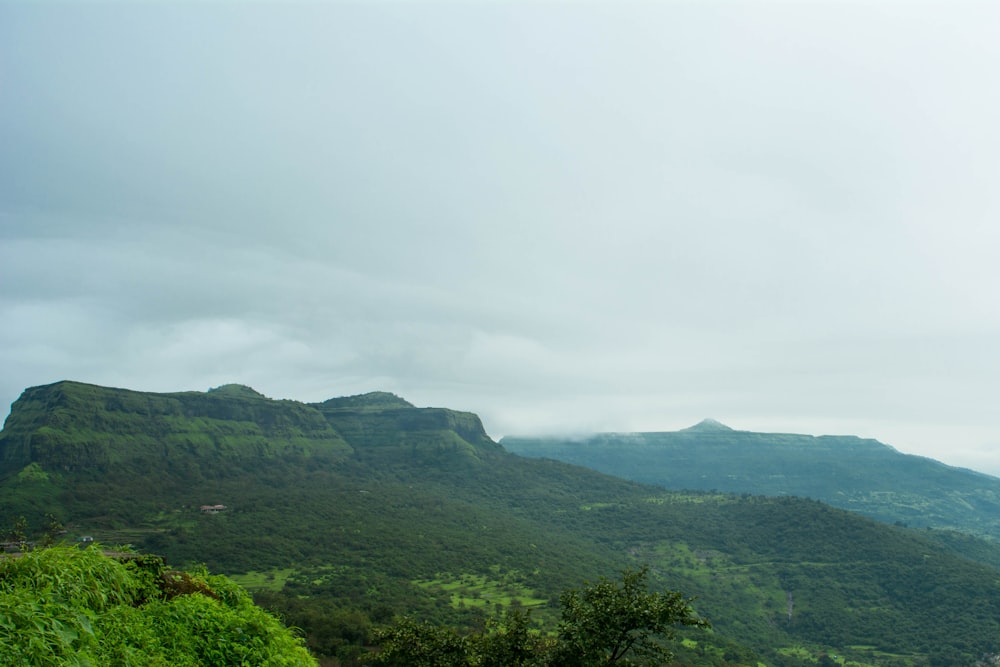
[
  {"x1": 230, "y1": 567, "x2": 296, "y2": 592},
  {"x1": 414, "y1": 569, "x2": 549, "y2": 610}
]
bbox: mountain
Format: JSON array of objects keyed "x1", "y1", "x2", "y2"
[
  {"x1": 0, "y1": 380, "x2": 353, "y2": 476},
  {"x1": 501, "y1": 423, "x2": 1000, "y2": 543},
  {"x1": 4, "y1": 382, "x2": 1000, "y2": 666},
  {"x1": 682, "y1": 418, "x2": 734, "y2": 432}
]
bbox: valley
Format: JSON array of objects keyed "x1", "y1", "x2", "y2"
[{"x1": 3, "y1": 381, "x2": 1000, "y2": 666}]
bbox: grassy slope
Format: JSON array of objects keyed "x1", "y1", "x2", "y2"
[{"x1": 2, "y1": 382, "x2": 1000, "y2": 666}]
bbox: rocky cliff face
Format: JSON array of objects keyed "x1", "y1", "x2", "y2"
[
  {"x1": 0, "y1": 381, "x2": 500, "y2": 480},
  {"x1": 0, "y1": 381, "x2": 352, "y2": 477},
  {"x1": 313, "y1": 392, "x2": 501, "y2": 464},
  {"x1": 0, "y1": 380, "x2": 505, "y2": 537}
]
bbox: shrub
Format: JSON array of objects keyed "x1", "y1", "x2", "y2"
[{"x1": 0, "y1": 545, "x2": 317, "y2": 666}]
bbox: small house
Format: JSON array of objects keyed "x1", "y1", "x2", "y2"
[{"x1": 199, "y1": 504, "x2": 227, "y2": 514}]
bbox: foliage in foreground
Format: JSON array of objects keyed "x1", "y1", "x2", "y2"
[
  {"x1": 0, "y1": 545, "x2": 316, "y2": 667},
  {"x1": 374, "y1": 566, "x2": 708, "y2": 667}
]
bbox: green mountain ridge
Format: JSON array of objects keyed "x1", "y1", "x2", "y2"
[
  {"x1": 4, "y1": 381, "x2": 1000, "y2": 666},
  {"x1": 0, "y1": 381, "x2": 349, "y2": 475},
  {"x1": 501, "y1": 426, "x2": 1000, "y2": 543}
]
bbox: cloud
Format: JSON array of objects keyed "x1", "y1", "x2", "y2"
[{"x1": 1, "y1": 1, "x2": 999, "y2": 474}]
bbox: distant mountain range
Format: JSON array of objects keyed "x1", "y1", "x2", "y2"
[
  {"x1": 502, "y1": 419, "x2": 1000, "y2": 542},
  {"x1": 3, "y1": 382, "x2": 1000, "y2": 666}
]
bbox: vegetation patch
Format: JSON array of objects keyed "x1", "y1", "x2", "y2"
[
  {"x1": 645, "y1": 491, "x2": 736, "y2": 506},
  {"x1": 16, "y1": 462, "x2": 49, "y2": 482},
  {"x1": 230, "y1": 567, "x2": 296, "y2": 592},
  {"x1": 0, "y1": 545, "x2": 316, "y2": 666},
  {"x1": 579, "y1": 502, "x2": 625, "y2": 511},
  {"x1": 413, "y1": 570, "x2": 549, "y2": 610}
]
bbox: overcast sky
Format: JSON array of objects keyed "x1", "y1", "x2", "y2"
[{"x1": 2, "y1": 1, "x2": 999, "y2": 474}]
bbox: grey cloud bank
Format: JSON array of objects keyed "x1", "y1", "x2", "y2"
[{"x1": 2, "y1": 2, "x2": 999, "y2": 473}]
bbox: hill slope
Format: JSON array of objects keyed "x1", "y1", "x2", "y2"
[
  {"x1": 501, "y1": 423, "x2": 1000, "y2": 542},
  {"x1": 3, "y1": 383, "x2": 1000, "y2": 666}
]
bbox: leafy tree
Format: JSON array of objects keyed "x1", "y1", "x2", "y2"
[
  {"x1": 550, "y1": 566, "x2": 708, "y2": 666},
  {"x1": 374, "y1": 567, "x2": 706, "y2": 666},
  {"x1": 41, "y1": 512, "x2": 65, "y2": 545},
  {"x1": 4, "y1": 515, "x2": 27, "y2": 544},
  {"x1": 472, "y1": 609, "x2": 552, "y2": 667},
  {"x1": 374, "y1": 618, "x2": 471, "y2": 667}
]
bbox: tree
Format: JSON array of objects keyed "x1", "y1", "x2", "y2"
[
  {"x1": 374, "y1": 618, "x2": 471, "y2": 667},
  {"x1": 4, "y1": 515, "x2": 27, "y2": 546},
  {"x1": 41, "y1": 512, "x2": 65, "y2": 545},
  {"x1": 472, "y1": 608, "x2": 553, "y2": 667},
  {"x1": 550, "y1": 566, "x2": 709, "y2": 666},
  {"x1": 373, "y1": 567, "x2": 707, "y2": 666}
]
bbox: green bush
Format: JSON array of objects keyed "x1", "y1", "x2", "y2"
[{"x1": 0, "y1": 545, "x2": 316, "y2": 666}]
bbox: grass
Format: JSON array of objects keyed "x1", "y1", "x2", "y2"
[
  {"x1": 645, "y1": 492, "x2": 737, "y2": 506},
  {"x1": 230, "y1": 568, "x2": 296, "y2": 592},
  {"x1": 578, "y1": 502, "x2": 625, "y2": 511},
  {"x1": 149, "y1": 509, "x2": 199, "y2": 530},
  {"x1": 774, "y1": 644, "x2": 916, "y2": 667},
  {"x1": 413, "y1": 571, "x2": 549, "y2": 610}
]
